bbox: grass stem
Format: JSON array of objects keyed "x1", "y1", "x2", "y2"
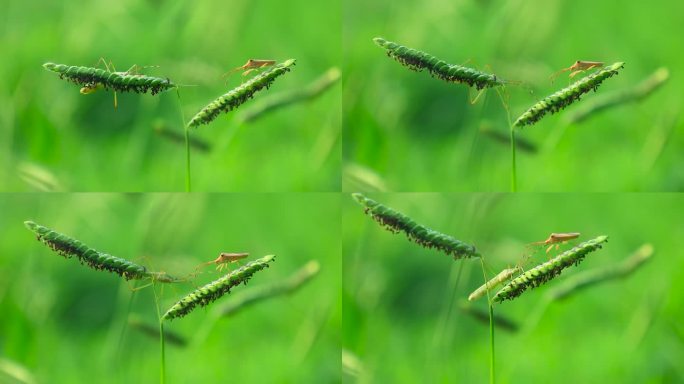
[
  {"x1": 176, "y1": 89, "x2": 191, "y2": 192},
  {"x1": 478, "y1": 257, "x2": 495, "y2": 384},
  {"x1": 152, "y1": 283, "x2": 166, "y2": 384},
  {"x1": 510, "y1": 128, "x2": 517, "y2": 192}
]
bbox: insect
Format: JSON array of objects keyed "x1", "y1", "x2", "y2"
[
  {"x1": 79, "y1": 58, "x2": 160, "y2": 108},
  {"x1": 550, "y1": 60, "x2": 604, "y2": 82},
  {"x1": 222, "y1": 59, "x2": 277, "y2": 80},
  {"x1": 529, "y1": 232, "x2": 581, "y2": 253},
  {"x1": 468, "y1": 266, "x2": 522, "y2": 302},
  {"x1": 199, "y1": 252, "x2": 250, "y2": 272}
]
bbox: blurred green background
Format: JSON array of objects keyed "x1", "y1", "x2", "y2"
[
  {"x1": 0, "y1": 0, "x2": 340, "y2": 192},
  {"x1": 343, "y1": 193, "x2": 684, "y2": 382},
  {"x1": 343, "y1": 0, "x2": 684, "y2": 192},
  {"x1": 0, "y1": 193, "x2": 341, "y2": 383}
]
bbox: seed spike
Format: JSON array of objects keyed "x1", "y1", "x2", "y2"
[
  {"x1": 493, "y1": 236, "x2": 609, "y2": 303},
  {"x1": 513, "y1": 63, "x2": 624, "y2": 128},
  {"x1": 352, "y1": 193, "x2": 479, "y2": 259},
  {"x1": 187, "y1": 59, "x2": 296, "y2": 128},
  {"x1": 373, "y1": 37, "x2": 506, "y2": 90},
  {"x1": 162, "y1": 255, "x2": 276, "y2": 320},
  {"x1": 24, "y1": 220, "x2": 149, "y2": 280},
  {"x1": 43, "y1": 62, "x2": 176, "y2": 95}
]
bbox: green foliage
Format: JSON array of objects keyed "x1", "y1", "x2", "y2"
[
  {"x1": 187, "y1": 60, "x2": 296, "y2": 128},
  {"x1": 373, "y1": 37, "x2": 505, "y2": 90},
  {"x1": 219, "y1": 260, "x2": 319, "y2": 317},
  {"x1": 352, "y1": 193, "x2": 479, "y2": 259},
  {"x1": 566, "y1": 68, "x2": 669, "y2": 124},
  {"x1": 548, "y1": 243, "x2": 653, "y2": 301},
  {"x1": 513, "y1": 63, "x2": 625, "y2": 128},
  {"x1": 493, "y1": 236, "x2": 609, "y2": 303},
  {"x1": 43, "y1": 62, "x2": 176, "y2": 95},
  {"x1": 240, "y1": 67, "x2": 340, "y2": 123},
  {"x1": 162, "y1": 255, "x2": 276, "y2": 320}
]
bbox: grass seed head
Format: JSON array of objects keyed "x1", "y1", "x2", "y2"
[
  {"x1": 352, "y1": 193, "x2": 479, "y2": 259},
  {"x1": 187, "y1": 59, "x2": 296, "y2": 128},
  {"x1": 493, "y1": 235, "x2": 608, "y2": 303},
  {"x1": 43, "y1": 62, "x2": 176, "y2": 95},
  {"x1": 162, "y1": 255, "x2": 276, "y2": 320},
  {"x1": 513, "y1": 63, "x2": 624, "y2": 128},
  {"x1": 373, "y1": 37, "x2": 505, "y2": 90},
  {"x1": 24, "y1": 220, "x2": 148, "y2": 280}
]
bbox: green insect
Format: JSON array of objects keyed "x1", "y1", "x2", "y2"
[{"x1": 468, "y1": 267, "x2": 522, "y2": 302}]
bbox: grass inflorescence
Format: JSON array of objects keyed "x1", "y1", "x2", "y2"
[
  {"x1": 493, "y1": 235, "x2": 608, "y2": 303},
  {"x1": 25, "y1": 220, "x2": 148, "y2": 280},
  {"x1": 162, "y1": 255, "x2": 276, "y2": 320},
  {"x1": 187, "y1": 59, "x2": 296, "y2": 128},
  {"x1": 352, "y1": 193, "x2": 479, "y2": 259},
  {"x1": 373, "y1": 37, "x2": 505, "y2": 90},
  {"x1": 43, "y1": 62, "x2": 176, "y2": 95},
  {"x1": 513, "y1": 62, "x2": 624, "y2": 128}
]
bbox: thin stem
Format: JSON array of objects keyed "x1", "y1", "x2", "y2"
[
  {"x1": 493, "y1": 86, "x2": 516, "y2": 192},
  {"x1": 184, "y1": 127, "x2": 191, "y2": 192},
  {"x1": 478, "y1": 257, "x2": 495, "y2": 384},
  {"x1": 152, "y1": 282, "x2": 166, "y2": 384},
  {"x1": 176, "y1": 88, "x2": 191, "y2": 192},
  {"x1": 488, "y1": 302, "x2": 495, "y2": 384},
  {"x1": 495, "y1": 86, "x2": 516, "y2": 192},
  {"x1": 510, "y1": 128, "x2": 517, "y2": 192},
  {"x1": 159, "y1": 321, "x2": 166, "y2": 384}
]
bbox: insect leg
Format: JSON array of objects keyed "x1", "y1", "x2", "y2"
[
  {"x1": 242, "y1": 68, "x2": 259, "y2": 77},
  {"x1": 468, "y1": 88, "x2": 487, "y2": 105},
  {"x1": 129, "y1": 280, "x2": 154, "y2": 292},
  {"x1": 568, "y1": 69, "x2": 587, "y2": 78}
]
